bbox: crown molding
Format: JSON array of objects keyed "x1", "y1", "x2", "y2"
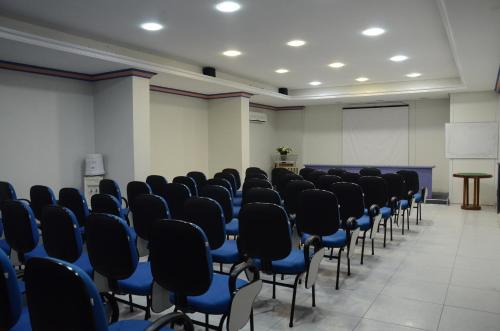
[
  {"x1": 0, "y1": 60, "x2": 156, "y2": 81},
  {"x1": 250, "y1": 102, "x2": 305, "y2": 111},
  {"x1": 150, "y1": 85, "x2": 253, "y2": 99}
]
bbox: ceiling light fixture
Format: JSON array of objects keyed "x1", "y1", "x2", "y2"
[
  {"x1": 275, "y1": 68, "x2": 289, "y2": 74},
  {"x1": 390, "y1": 55, "x2": 408, "y2": 62},
  {"x1": 215, "y1": 1, "x2": 241, "y2": 13},
  {"x1": 309, "y1": 81, "x2": 322, "y2": 86},
  {"x1": 329, "y1": 62, "x2": 345, "y2": 68},
  {"x1": 140, "y1": 22, "x2": 164, "y2": 31},
  {"x1": 362, "y1": 27, "x2": 385, "y2": 36},
  {"x1": 222, "y1": 50, "x2": 242, "y2": 57},
  {"x1": 355, "y1": 77, "x2": 369, "y2": 82},
  {"x1": 406, "y1": 72, "x2": 422, "y2": 78},
  {"x1": 287, "y1": 40, "x2": 306, "y2": 47}
]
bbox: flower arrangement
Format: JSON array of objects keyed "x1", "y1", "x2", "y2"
[{"x1": 276, "y1": 146, "x2": 293, "y2": 155}]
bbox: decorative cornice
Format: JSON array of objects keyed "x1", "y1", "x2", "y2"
[
  {"x1": 0, "y1": 60, "x2": 156, "y2": 81},
  {"x1": 150, "y1": 85, "x2": 252, "y2": 100},
  {"x1": 250, "y1": 102, "x2": 305, "y2": 111}
]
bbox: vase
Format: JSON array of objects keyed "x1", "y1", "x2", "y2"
[{"x1": 280, "y1": 154, "x2": 287, "y2": 161}]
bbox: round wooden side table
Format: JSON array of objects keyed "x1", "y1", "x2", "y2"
[{"x1": 453, "y1": 173, "x2": 492, "y2": 210}]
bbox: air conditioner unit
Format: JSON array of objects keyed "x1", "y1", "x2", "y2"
[{"x1": 249, "y1": 111, "x2": 267, "y2": 123}]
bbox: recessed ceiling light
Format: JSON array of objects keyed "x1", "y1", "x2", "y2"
[
  {"x1": 355, "y1": 77, "x2": 369, "y2": 82},
  {"x1": 215, "y1": 1, "x2": 241, "y2": 13},
  {"x1": 287, "y1": 40, "x2": 306, "y2": 47},
  {"x1": 362, "y1": 27, "x2": 385, "y2": 36},
  {"x1": 309, "y1": 81, "x2": 322, "y2": 86},
  {"x1": 329, "y1": 62, "x2": 345, "y2": 68},
  {"x1": 275, "y1": 68, "x2": 289, "y2": 74},
  {"x1": 222, "y1": 50, "x2": 242, "y2": 57},
  {"x1": 140, "y1": 22, "x2": 164, "y2": 31},
  {"x1": 406, "y1": 72, "x2": 422, "y2": 78},
  {"x1": 390, "y1": 55, "x2": 408, "y2": 62}
]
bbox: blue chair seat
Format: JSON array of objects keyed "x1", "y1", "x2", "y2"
[
  {"x1": 226, "y1": 219, "x2": 239, "y2": 236},
  {"x1": 235, "y1": 191, "x2": 242, "y2": 198},
  {"x1": 0, "y1": 239, "x2": 10, "y2": 255},
  {"x1": 24, "y1": 244, "x2": 48, "y2": 261},
  {"x1": 381, "y1": 206, "x2": 392, "y2": 219},
  {"x1": 74, "y1": 252, "x2": 93, "y2": 276},
  {"x1": 109, "y1": 320, "x2": 171, "y2": 331},
  {"x1": 357, "y1": 215, "x2": 371, "y2": 231},
  {"x1": 232, "y1": 206, "x2": 241, "y2": 217},
  {"x1": 117, "y1": 262, "x2": 153, "y2": 296},
  {"x1": 253, "y1": 249, "x2": 307, "y2": 275},
  {"x1": 171, "y1": 273, "x2": 247, "y2": 315},
  {"x1": 211, "y1": 240, "x2": 240, "y2": 264},
  {"x1": 233, "y1": 196, "x2": 242, "y2": 206},
  {"x1": 414, "y1": 192, "x2": 423, "y2": 203},
  {"x1": 302, "y1": 229, "x2": 347, "y2": 248},
  {"x1": 398, "y1": 199, "x2": 409, "y2": 209},
  {"x1": 10, "y1": 307, "x2": 31, "y2": 331},
  {"x1": 18, "y1": 280, "x2": 25, "y2": 294}
]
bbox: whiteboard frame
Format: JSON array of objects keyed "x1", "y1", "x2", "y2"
[{"x1": 445, "y1": 122, "x2": 498, "y2": 159}]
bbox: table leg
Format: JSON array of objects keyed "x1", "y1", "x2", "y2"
[{"x1": 474, "y1": 178, "x2": 481, "y2": 210}]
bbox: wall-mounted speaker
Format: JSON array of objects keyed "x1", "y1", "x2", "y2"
[
  {"x1": 278, "y1": 88, "x2": 288, "y2": 95},
  {"x1": 202, "y1": 67, "x2": 216, "y2": 77}
]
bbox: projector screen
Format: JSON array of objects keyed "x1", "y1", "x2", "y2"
[{"x1": 342, "y1": 106, "x2": 409, "y2": 165}]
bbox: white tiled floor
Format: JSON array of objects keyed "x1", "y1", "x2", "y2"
[{"x1": 123, "y1": 204, "x2": 500, "y2": 330}]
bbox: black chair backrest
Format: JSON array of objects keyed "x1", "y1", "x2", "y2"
[
  {"x1": 41, "y1": 205, "x2": 83, "y2": 263},
  {"x1": 331, "y1": 182, "x2": 365, "y2": 222},
  {"x1": 296, "y1": 189, "x2": 341, "y2": 236},
  {"x1": 164, "y1": 183, "x2": 192, "y2": 220},
  {"x1": 245, "y1": 167, "x2": 268, "y2": 179},
  {"x1": 58, "y1": 188, "x2": 89, "y2": 228},
  {"x1": 299, "y1": 167, "x2": 316, "y2": 178},
  {"x1": 187, "y1": 171, "x2": 207, "y2": 190},
  {"x1": 0, "y1": 249, "x2": 22, "y2": 330},
  {"x1": 214, "y1": 172, "x2": 237, "y2": 196},
  {"x1": 223, "y1": 168, "x2": 241, "y2": 190},
  {"x1": 245, "y1": 172, "x2": 268, "y2": 180},
  {"x1": 381, "y1": 173, "x2": 405, "y2": 200},
  {"x1": 283, "y1": 180, "x2": 315, "y2": 215},
  {"x1": 360, "y1": 167, "x2": 382, "y2": 176},
  {"x1": 2, "y1": 200, "x2": 39, "y2": 255},
  {"x1": 271, "y1": 167, "x2": 292, "y2": 186},
  {"x1": 98, "y1": 179, "x2": 123, "y2": 202},
  {"x1": 30, "y1": 185, "x2": 56, "y2": 220},
  {"x1": 132, "y1": 194, "x2": 170, "y2": 241},
  {"x1": 242, "y1": 178, "x2": 273, "y2": 203},
  {"x1": 397, "y1": 170, "x2": 419, "y2": 194},
  {"x1": 86, "y1": 213, "x2": 138, "y2": 281},
  {"x1": 316, "y1": 175, "x2": 342, "y2": 191},
  {"x1": 146, "y1": 175, "x2": 169, "y2": 198},
  {"x1": 277, "y1": 173, "x2": 303, "y2": 195},
  {"x1": 206, "y1": 178, "x2": 232, "y2": 197},
  {"x1": 173, "y1": 176, "x2": 198, "y2": 197},
  {"x1": 0, "y1": 181, "x2": 16, "y2": 206},
  {"x1": 184, "y1": 197, "x2": 226, "y2": 250},
  {"x1": 306, "y1": 170, "x2": 326, "y2": 185},
  {"x1": 328, "y1": 168, "x2": 346, "y2": 176},
  {"x1": 150, "y1": 220, "x2": 212, "y2": 304},
  {"x1": 238, "y1": 203, "x2": 291, "y2": 271},
  {"x1": 199, "y1": 185, "x2": 233, "y2": 223},
  {"x1": 340, "y1": 172, "x2": 361, "y2": 184},
  {"x1": 126, "y1": 181, "x2": 152, "y2": 213},
  {"x1": 90, "y1": 194, "x2": 122, "y2": 217},
  {"x1": 243, "y1": 188, "x2": 282, "y2": 206},
  {"x1": 358, "y1": 176, "x2": 389, "y2": 208}
]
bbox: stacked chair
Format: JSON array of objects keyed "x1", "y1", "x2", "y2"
[{"x1": 397, "y1": 170, "x2": 426, "y2": 223}]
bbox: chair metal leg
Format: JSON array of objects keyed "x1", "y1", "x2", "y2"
[
  {"x1": 329, "y1": 247, "x2": 334, "y2": 260},
  {"x1": 272, "y1": 274, "x2": 276, "y2": 299},
  {"x1": 336, "y1": 249, "x2": 342, "y2": 290},
  {"x1": 390, "y1": 216, "x2": 393, "y2": 241},
  {"x1": 145, "y1": 296, "x2": 151, "y2": 320},
  {"x1": 289, "y1": 275, "x2": 300, "y2": 327},
  {"x1": 383, "y1": 219, "x2": 387, "y2": 247},
  {"x1": 347, "y1": 256, "x2": 351, "y2": 276},
  {"x1": 205, "y1": 314, "x2": 209, "y2": 331},
  {"x1": 371, "y1": 236, "x2": 375, "y2": 255},
  {"x1": 312, "y1": 285, "x2": 316, "y2": 307},
  {"x1": 250, "y1": 309, "x2": 254, "y2": 331},
  {"x1": 401, "y1": 211, "x2": 405, "y2": 235},
  {"x1": 407, "y1": 210, "x2": 410, "y2": 230},
  {"x1": 360, "y1": 232, "x2": 366, "y2": 265},
  {"x1": 129, "y1": 294, "x2": 134, "y2": 312}
]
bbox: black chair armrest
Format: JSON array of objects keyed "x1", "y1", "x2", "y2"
[
  {"x1": 303, "y1": 235, "x2": 322, "y2": 268},
  {"x1": 145, "y1": 312, "x2": 194, "y2": 331},
  {"x1": 389, "y1": 196, "x2": 398, "y2": 211},
  {"x1": 345, "y1": 216, "x2": 358, "y2": 230},
  {"x1": 368, "y1": 204, "x2": 380, "y2": 218},
  {"x1": 407, "y1": 190, "x2": 414, "y2": 199},
  {"x1": 18, "y1": 198, "x2": 31, "y2": 204},
  {"x1": 229, "y1": 262, "x2": 260, "y2": 295}
]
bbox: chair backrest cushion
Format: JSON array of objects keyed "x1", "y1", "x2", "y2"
[
  {"x1": 90, "y1": 194, "x2": 122, "y2": 218},
  {"x1": 29, "y1": 185, "x2": 56, "y2": 220},
  {"x1": 132, "y1": 194, "x2": 170, "y2": 241},
  {"x1": 243, "y1": 188, "x2": 281, "y2": 206},
  {"x1": 199, "y1": 185, "x2": 233, "y2": 223},
  {"x1": 296, "y1": 189, "x2": 341, "y2": 236},
  {"x1": 331, "y1": 182, "x2": 365, "y2": 221},
  {"x1": 173, "y1": 176, "x2": 198, "y2": 197},
  {"x1": 283, "y1": 180, "x2": 315, "y2": 214},
  {"x1": 0, "y1": 250, "x2": 22, "y2": 330},
  {"x1": 164, "y1": 183, "x2": 192, "y2": 219},
  {"x1": 2, "y1": 200, "x2": 39, "y2": 254},
  {"x1": 126, "y1": 181, "x2": 152, "y2": 213},
  {"x1": 146, "y1": 175, "x2": 169, "y2": 199},
  {"x1": 58, "y1": 188, "x2": 89, "y2": 228},
  {"x1": 184, "y1": 197, "x2": 226, "y2": 250}
]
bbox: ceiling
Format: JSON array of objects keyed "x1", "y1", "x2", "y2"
[{"x1": 0, "y1": 0, "x2": 497, "y2": 105}]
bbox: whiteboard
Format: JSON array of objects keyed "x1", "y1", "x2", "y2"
[
  {"x1": 445, "y1": 122, "x2": 498, "y2": 159},
  {"x1": 342, "y1": 106, "x2": 409, "y2": 165}
]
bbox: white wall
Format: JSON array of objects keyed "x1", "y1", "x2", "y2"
[
  {"x1": 249, "y1": 107, "x2": 276, "y2": 174},
  {"x1": 150, "y1": 92, "x2": 209, "y2": 180},
  {"x1": 0, "y1": 69, "x2": 94, "y2": 198},
  {"x1": 449, "y1": 91, "x2": 499, "y2": 205}
]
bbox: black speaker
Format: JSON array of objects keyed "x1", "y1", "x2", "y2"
[
  {"x1": 202, "y1": 67, "x2": 216, "y2": 77},
  {"x1": 278, "y1": 88, "x2": 288, "y2": 95}
]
